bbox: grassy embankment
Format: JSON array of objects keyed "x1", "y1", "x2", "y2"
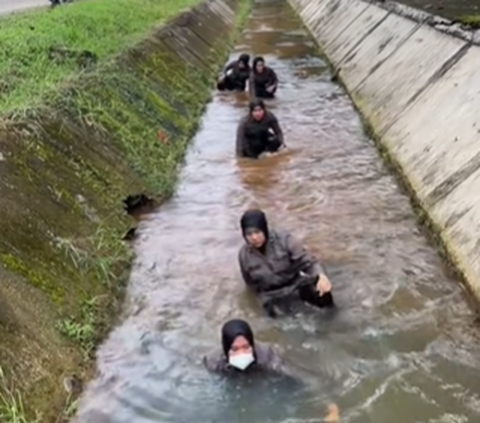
[
  {"x1": 0, "y1": 0, "x2": 251, "y2": 421},
  {"x1": 0, "y1": 0, "x2": 200, "y2": 113}
]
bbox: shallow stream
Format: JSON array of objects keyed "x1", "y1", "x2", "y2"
[{"x1": 74, "y1": 1, "x2": 480, "y2": 422}]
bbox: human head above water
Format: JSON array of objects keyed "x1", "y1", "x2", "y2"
[
  {"x1": 249, "y1": 99, "x2": 266, "y2": 121},
  {"x1": 222, "y1": 319, "x2": 256, "y2": 371},
  {"x1": 240, "y1": 209, "x2": 268, "y2": 249},
  {"x1": 237, "y1": 53, "x2": 250, "y2": 69},
  {"x1": 253, "y1": 56, "x2": 265, "y2": 73}
]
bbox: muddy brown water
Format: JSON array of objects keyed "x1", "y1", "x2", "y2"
[{"x1": 73, "y1": 1, "x2": 480, "y2": 422}]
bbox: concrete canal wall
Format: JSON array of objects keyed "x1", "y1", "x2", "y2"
[
  {"x1": 0, "y1": 0, "x2": 249, "y2": 419},
  {"x1": 289, "y1": 0, "x2": 480, "y2": 301}
]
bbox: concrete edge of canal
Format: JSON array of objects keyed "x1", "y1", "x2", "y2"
[
  {"x1": 0, "y1": 0, "x2": 251, "y2": 420},
  {"x1": 289, "y1": 0, "x2": 480, "y2": 303}
]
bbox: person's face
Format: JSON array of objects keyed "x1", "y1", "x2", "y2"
[
  {"x1": 255, "y1": 61, "x2": 265, "y2": 73},
  {"x1": 238, "y1": 61, "x2": 246, "y2": 69},
  {"x1": 245, "y1": 227, "x2": 266, "y2": 249},
  {"x1": 229, "y1": 335, "x2": 253, "y2": 358},
  {"x1": 251, "y1": 106, "x2": 265, "y2": 121}
]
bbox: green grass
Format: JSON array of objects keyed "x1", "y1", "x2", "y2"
[
  {"x1": 56, "y1": 298, "x2": 97, "y2": 359},
  {"x1": 54, "y1": 222, "x2": 133, "y2": 290},
  {"x1": 0, "y1": 364, "x2": 78, "y2": 423},
  {"x1": 54, "y1": 223, "x2": 132, "y2": 358},
  {"x1": 0, "y1": 0, "x2": 201, "y2": 114},
  {"x1": 0, "y1": 367, "x2": 40, "y2": 423},
  {"x1": 455, "y1": 14, "x2": 480, "y2": 28}
]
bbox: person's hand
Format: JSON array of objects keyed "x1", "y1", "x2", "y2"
[
  {"x1": 259, "y1": 151, "x2": 275, "y2": 159},
  {"x1": 316, "y1": 274, "x2": 331, "y2": 296},
  {"x1": 323, "y1": 403, "x2": 339, "y2": 422},
  {"x1": 266, "y1": 84, "x2": 275, "y2": 93}
]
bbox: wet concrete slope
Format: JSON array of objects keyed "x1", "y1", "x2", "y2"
[
  {"x1": 73, "y1": 1, "x2": 480, "y2": 422},
  {"x1": 0, "y1": 0, "x2": 244, "y2": 419},
  {"x1": 290, "y1": 0, "x2": 480, "y2": 302}
]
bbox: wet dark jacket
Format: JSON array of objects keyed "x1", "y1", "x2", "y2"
[
  {"x1": 223, "y1": 60, "x2": 250, "y2": 91},
  {"x1": 238, "y1": 230, "x2": 325, "y2": 297},
  {"x1": 204, "y1": 342, "x2": 338, "y2": 420},
  {"x1": 204, "y1": 342, "x2": 292, "y2": 376},
  {"x1": 236, "y1": 111, "x2": 284, "y2": 158},
  {"x1": 250, "y1": 67, "x2": 278, "y2": 97}
]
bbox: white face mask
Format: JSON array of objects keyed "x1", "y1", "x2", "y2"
[{"x1": 229, "y1": 353, "x2": 255, "y2": 371}]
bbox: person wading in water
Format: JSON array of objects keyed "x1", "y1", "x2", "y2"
[
  {"x1": 237, "y1": 209, "x2": 334, "y2": 317},
  {"x1": 217, "y1": 53, "x2": 251, "y2": 92},
  {"x1": 236, "y1": 100, "x2": 285, "y2": 159},
  {"x1": 203, "y1": 319, "x2": 340, "y2": 422},
  {"x1": 250, "y1": 56, "x2": 278, "y2": 98}
]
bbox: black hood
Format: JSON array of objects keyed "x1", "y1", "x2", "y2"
[
  {"x1": 221, "y1": 319, "x2": 255, "y2": 357},
  {"x1": 248, "y1": 99, "x2": 266, "y2": 113},
  {"x1": 240, "y1": 209, "x2": 269, "y2": 240},
  {"x1": 252, "y1": 56, "x2": 265, "y2": 73},
  {"x1": 238, "y1": 53, "x2": 250, "y2": 67}
]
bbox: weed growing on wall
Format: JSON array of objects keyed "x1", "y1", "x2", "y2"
[
  {"x1": 56, "y1": 298, "x2": 97, "y2": 359},
  {"x1": 455, "y1": 14, "x2": 480, "y2": 28},
  {"x1": 0, "y1": 367, "x2": 40, "y2": 423},
  {"x1": 52, "y1": 222, "x2": 132, "y2": 357}
]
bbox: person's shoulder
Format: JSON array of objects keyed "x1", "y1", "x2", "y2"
[
  {"x1": 238, "y1": 114, "x2": 250, "y2": 125},
  {"x1": 270, "y1": 230, "x2": 296, "y2": 252},
  {"x1": 203, "y1": 349, "x2": 227, "y2": 373},
  {"x1": 266, "y1": 110, "x2": 279, "y2": 121},
  {"x1": 270, "y1": 229, "x2": 290, "y2": 243},
  {"x1": 254, "y1": 341, "x2": 274, "y2": 358},
  {"x1": 256, "y1": 341, "x2": 277, "y2": 354},
  {"x1": 240, "y1": 242, "x2": 257, "y2": 265},
  {"x1": 255, "y1": 342, "x2": 283, "y2": 368},
  {"x1": 267, "y1": 66, "x2": 277, "y2": 74},
  {"x1": 239, "y1": 242, "x2": 249, "y2": 257}
]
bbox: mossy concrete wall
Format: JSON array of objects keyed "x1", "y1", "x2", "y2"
[
  {"x1": 0, "y1": 0, "x2": 248, "y2": 419},
  {"x1": 289, "y1": 0, "x2": 480, "y2": 300}
]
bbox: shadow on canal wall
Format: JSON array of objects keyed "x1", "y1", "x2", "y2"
[
  {"x1": 0, "y1": 0, "x2": 249, "y2": 420},
  {"x1": 289, "y1": 0, "x2": 480, "y2": 303}
]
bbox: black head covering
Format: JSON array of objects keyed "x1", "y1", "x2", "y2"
[
  {"x1": 248, "y1": 99, "x2": 266, "y2": 113},
  {"x1": 252, "y1": 56, "x2": 265, "y2": 73},
  {"x1": 240, "y1": 209, "x2": 269, "y2": 240},
  {"x1": 238, "y1": 53, "x2": 250, "y2": 67},
  {"x1": 221, "y1": 319, "x2": 255, "y2": 357}
]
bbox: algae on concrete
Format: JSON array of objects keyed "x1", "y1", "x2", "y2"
[
  {"x1": 455, "y1": 14, "x2": 480, "y2": 29},
  {"x1": 0, "y1": 0, "x2": 252, "y2": 421}
]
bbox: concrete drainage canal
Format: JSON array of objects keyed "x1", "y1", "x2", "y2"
[{"x1": 74, "y1": 0, "x2": 480, "y2": 422}]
